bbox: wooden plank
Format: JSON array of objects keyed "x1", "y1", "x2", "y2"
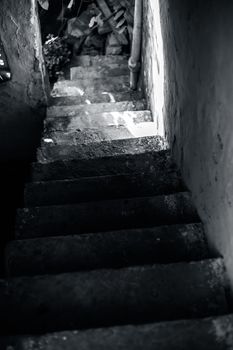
[{"x1": 96, "y1": 0, "x2": 128, "y2": 45}]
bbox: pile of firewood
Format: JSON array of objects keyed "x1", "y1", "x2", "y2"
[{"x1": 66, "y1": 0, "x2": 135, "y2": 56}]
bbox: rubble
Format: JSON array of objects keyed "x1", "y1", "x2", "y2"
[{"x1": 66, "y1": 0, "x2": 135, "y2": 56}]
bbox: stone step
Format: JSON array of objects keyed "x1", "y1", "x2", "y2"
[
  {"x1": 50, "y1": 91, "x2": 144, "y2": 106},
  {"x1": 44, "y1": 110, "x2": 152, "y2": 133},
  {"x1": 6, "y1": 223, "x2": 209, "y2": 276},
  {"x1": 2, "y1": 315, "x2": 233, "y2": 350},
  {"x1": 0, "y1": 259, "x2": 228, "y2": 334},
  {"x1": 43, "y1": 123, "x2": 157, "y2": 145},
  {"x1": 31, "y1": 150, "x2": 176, "y2": 182},
  {"x1": 37, "y1": 136, "x2": 168, "y2": 163},
  {"x1": 43, "y1": 110, "x2": 154, "y2": 145},
  {"x1": 70, "y1": 54, "x2": 128, "y2": 68},
  {"x1": 51, "y1": 76, "x2": 130, "y2": 98},
  {"x1": 70, "y1": 65, "x2": 129, "y2": 80},
  {"x1": 47, "y1": 100, "x2": 147, "y2": 118},
  {"x1": 15, "y1": 192, "x2": 199, "y2": 239},
  {"x1": 24, "y1": 170, "x2": 184, "y2": 207}
]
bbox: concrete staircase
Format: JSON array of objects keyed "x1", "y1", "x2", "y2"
[{"x1": 1, "y1": 55, "x2": 233, "y2": 349}]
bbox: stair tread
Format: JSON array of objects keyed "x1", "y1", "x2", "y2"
[
  {"x1": 0, "y1": 259, "x2": 228, "y2": 333},
  {"x1": 43, "y1": 110, "x2": 154, "y2": 145},
  {"x1": 70, "y1": 54, "x2": 129, "y2": 68},
  {"x1": 44, "y1": 110, "x2": 152, "y2": 131},
  {"x1": 50, "y1": 91, "x2": 144, "y2": 106},
  {"x1": 37, "y1": 135, "x2": 168, "y2": 163},
  {"x1": 2, "y1": 314, "x2": 233, "y2": 350},
  {"x1": 43, "y1": 122, "x2": 157, "y2": 145},
  {"x1": 24, "y1": 170, "x2": 184, "y2": 206},
  {"x1": 47, "y1": 100, "x2": 147, "y2": 118},
  {"x1": 70, "y1": 65, "x2": 129, "y2": 80},
  {"x1": 51, "y1": 76, "x2": 131, "y2": 98},
  {"x1": 6, "y1": 223, "x2": 209, "y2": 276},
  {"x1": 31, "y1": 150, "x2": 177, "y2": 182},
  {"x1": 16, "y1": 192, "x2": 199, "y2": 239}
]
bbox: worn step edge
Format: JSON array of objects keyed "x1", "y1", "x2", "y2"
[
  {"x1": 2, "y1": 314, "x2": 233, "y2": 350},
  {"x1": 47, "y1": 100, "x2": 147, "y2": 118},
  {"x1": 24, "y1": 171, "x2": 184, "y2": 207},
  {"x1": 15, "y1": 192, "x2": 199, "y2": 239},
  {"x1": 0, "y1": 259, "x2": 228, "y2": 334},
  {"x1": 6, "y1": 223, "x2": 210, "y2": 277},
  {"x1": 37, "y1": 136, "x2": 168, "y2": 164},
  {"x1": 30, "y1": 150, "x2": 176, "y2": 182}
]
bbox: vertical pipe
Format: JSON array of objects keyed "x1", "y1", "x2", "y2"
[{"x1": 128, "y1": 0, "x2": 142, "y2": 90}]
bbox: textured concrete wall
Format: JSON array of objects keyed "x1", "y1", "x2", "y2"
[
  {"x1": 0, "y1": 0, "x2": 48, "y2": 162},
  {"x1": 142, "y1": 0, "x2": 165, "y2": 136},
  {"x1": 157, "y1": 0, "x2": 233, "y2": 292}
]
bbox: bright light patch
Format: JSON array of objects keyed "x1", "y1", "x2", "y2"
[
  {"x1": 147, "y1": 0, "x2": 165, "y2": 136},
  {"x1": 43, "y1": 138, "x2": 54, "y2": 143}
]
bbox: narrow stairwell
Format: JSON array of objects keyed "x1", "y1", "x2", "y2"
[{"x1": 1, "y1": 55, "x2": 233, "y2": 349}]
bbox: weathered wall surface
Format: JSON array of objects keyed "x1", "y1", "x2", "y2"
[
  {"x1": 142, "y1": 0, "x2": 165, "y2": 136},
  {"x1": 0, "y1": 0, "x2": 48, "y2": 161},
  {"x1": 157, "y1": 0, "x2": 233, "y2": 291}
]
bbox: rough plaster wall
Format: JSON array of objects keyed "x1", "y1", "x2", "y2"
[
  {"x1": 0, "y1": 0, "x2": 48, "y2": 161},
  {"x1": 159, "y1": 0, "x2": 233, "y2": 292},
  {"x1": 142, "y1": 0, "x2": 165, "y2": 136}
]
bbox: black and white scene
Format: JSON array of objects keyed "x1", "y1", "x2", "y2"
[{"x1": 0, "y1": 0, "x2": 233, "y2": 348}]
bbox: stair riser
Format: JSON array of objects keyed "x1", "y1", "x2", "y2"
[
  {"x1": 47, "y1": 100, "x2": 147, "y2": 118},
  {"x1": 16, "y1": 193, "x2": 199, "y2": 239},
  {"x1": 6, "y1": 224, "x2": 209, "y2": 277},
  {"x1": 2, "y1": 315, "x2": 233, "y2": 350},
  {"x1": 24, "y1": 173, "x2": 184, "y2": 207},
  {"x1": 44, "y1": 111, "x2": 152, "y2": 133},
  {"x1": 31, "y1": 151, "x2": 176, "y2": 182},
  {"x1": 0, "y1": 260, "x2": 227, "y2": 334},
  {"x1": 71, "y1": 66, "x2": 129, "y2": 80},
  {"x1": 37, "y1": 136, "x2": 168, "y2": 163},
  {"x1": 50, "y1": 91, "x2": 144, "y2": 106},
  {"x1": 71, "y1": 55, "x2": 128, "y2": 68}
]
